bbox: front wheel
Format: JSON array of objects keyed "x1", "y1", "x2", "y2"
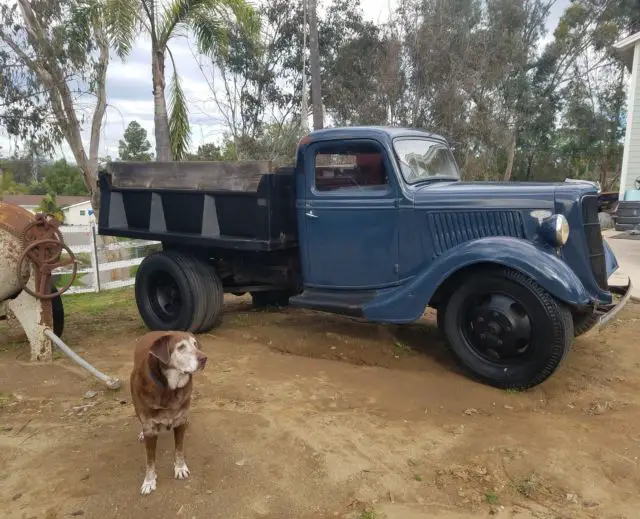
[
  {"x1": 573, "y1": 311, "x2": 599, "y2": 337},
  {"x1": 439, "y1": 268, "x2": 573, "y2": 390}
]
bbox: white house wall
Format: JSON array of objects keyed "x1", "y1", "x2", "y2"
[
  {"x1": 62, "y1": 202, "x2": 94, "y2": 226},
  {"x1": 620, "y1": 41, "x2": 640, "y2": 197}
]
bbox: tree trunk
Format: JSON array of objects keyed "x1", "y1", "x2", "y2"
[
  {"x1": 503, "y1": 130, "x2": 517, "y2": 181},
  {"x1": 13, "y1": 0, "x2": 110, "y2": 222},
  {"x1": 152, "y1": 47, "x2": 172, "y2": 161},
  {"x1": 308, "y1": 0, "x2": 323, "y2": 131}
]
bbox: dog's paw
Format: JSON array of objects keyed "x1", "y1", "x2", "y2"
[
  {"x1": 137, "y1": 431, "x2": 144, "y2": 443},
  {"x1": 140, "y1": 473, "x2": 157, "y2": 495},
  {"x1": 174, "y1": 461, "x2": 190, "y2": 480}
]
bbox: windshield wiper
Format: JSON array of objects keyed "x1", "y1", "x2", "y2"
[{"x1": 410, "y1": 175, "x2": 459, "y2": 185}]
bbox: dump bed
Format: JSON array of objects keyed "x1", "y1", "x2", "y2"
[{"x1": 97, "y1": 161, "x2": 297, "y2": 251}]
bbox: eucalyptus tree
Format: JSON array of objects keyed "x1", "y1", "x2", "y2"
[{"x1": 0, "y1": 0, "x2": 112, "y2": 213}]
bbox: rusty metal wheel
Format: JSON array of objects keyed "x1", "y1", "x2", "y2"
[{"x1": 16, "y1": 239, "x2": 78, "y2": 300}]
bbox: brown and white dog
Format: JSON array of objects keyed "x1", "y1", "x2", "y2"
[{"x1": 130, "y1": 331, "x2": 207, "y2": 495}]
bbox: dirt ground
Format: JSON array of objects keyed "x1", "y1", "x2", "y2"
[{"x1": 1, "y1": 290, "x2": 640, "y2": 519}]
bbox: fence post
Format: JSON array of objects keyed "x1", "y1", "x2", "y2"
[{"x1": 90, "y1": 224, "x2": 101, "y2": 293}]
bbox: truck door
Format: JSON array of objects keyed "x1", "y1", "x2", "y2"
[{"x1": 298, "y1": 139, "x2": 400, "y2": 289}]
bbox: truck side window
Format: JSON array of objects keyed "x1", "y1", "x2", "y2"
[{"x1": 314, "y1": 145, "x2": 388, "y2": 192}]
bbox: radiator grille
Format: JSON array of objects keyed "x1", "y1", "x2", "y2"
[
  {"x1": 428, "y1": 211, "x2": 524, "y2": 256},
  {"x1": 581, "y1": 194, "x2": 608, "y2": 289}
]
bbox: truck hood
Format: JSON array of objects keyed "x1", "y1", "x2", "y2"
[{"x1": 412, "y1": 180, "x2": 596, "y2": 209}]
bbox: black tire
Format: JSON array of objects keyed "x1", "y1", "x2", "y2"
[
  {"x1": 50, "y1": 284, "x2": 64, "y2": 338},
  {"x1": 135, "y1": 251, "x2": 203, "y2": 332},
  {"x1": 614, "y1": 223, "x2": 639, "y2": 232},
  {"x1": 573, "y1": 311, "x2": 599, "y2": 337},
  {"x1": 440, "y1": 268, "x2": 573, "y2": 390},
  {"x1": 187, "y1": 255, "x2": 224, "y2": 332},
  {"x1": 616, "y1": 202, "x2": 640, "y2": 218},
  {"x1": 251, "y1": 290, "x2": 291, "y2": 308},
  {"x1": 615, "y1": 216, "x2": 640, "y2": 225}
]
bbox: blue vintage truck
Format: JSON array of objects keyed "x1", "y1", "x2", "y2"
[{"x1": 98, "y1": 127, "x2": 632, "y2": 389}]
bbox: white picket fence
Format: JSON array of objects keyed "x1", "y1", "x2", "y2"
[{"x1": 54, "y1": 225, "x2": 161, "y2": 295}]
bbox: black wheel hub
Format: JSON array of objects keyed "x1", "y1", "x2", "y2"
[
  {"x1": 464, "y1": 294, "x2": 532, "y2": 362},
  {"x1": 150, "y1": 272, "x2": 182, "y2": 320}
]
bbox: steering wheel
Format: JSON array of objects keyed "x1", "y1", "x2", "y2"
[{"x1": 16, "y1": 239, "x2": 78, "y2": 300}]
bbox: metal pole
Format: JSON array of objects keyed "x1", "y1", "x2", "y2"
[
  {"x1": 44, "y1": 328, "x2": 121, "y2": 390},
  {"x1": 301, "y1": 0, "x2": 309, "y2": 132},
  {"x1": 91, "y1": 224, "x2": 101, "y2": 292}
]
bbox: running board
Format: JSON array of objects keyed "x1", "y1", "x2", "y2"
[{"x1": 289, "y1": 289, "x2": 376, "y2": 317}]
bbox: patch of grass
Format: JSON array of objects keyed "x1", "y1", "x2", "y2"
[
  {"x1": 0, "y1": 392, "x2": 14, "y2": 408},
  {"x1": 413, "y1": 474, "x2": 423, "y2": 481},
  {"x1": 504, "y1": 388, "x2": 521, "y2": 395},
  {"x1": 63, "y1": 287, "x2": 135, "y2": 316},
  {"x1": 393, "y1": 340, "x2": 411, "y2": 354},
  {"x1": 54, "y1": 272, "x2": 87, "y2": 288},
  {"x1": 485, "y1": 492, "x2": 500, "y2": 505},
  {"x1": 230, "y1": 313, "x2": 251, "y2": 325},
  {"x1": 511, "y1": 473, "x2": 539, "y2": 498},
  {"x1": 358, "y1": 512, "x2": 382, "y2": 519},
  {"x1": 75, "y1": 252, "x2": 92, "y2": 266}
]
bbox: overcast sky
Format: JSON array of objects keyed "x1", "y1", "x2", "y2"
[{"x1": 2, "y1": 0, "x2": 571, "y2": 162}]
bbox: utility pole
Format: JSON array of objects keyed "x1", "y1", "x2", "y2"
[
  {"x1": 308, "y1": 0, "x2": 323, "y2": 130},
  {"x1": 300, "y1": 0, "x2": 309, "y2": 133}
]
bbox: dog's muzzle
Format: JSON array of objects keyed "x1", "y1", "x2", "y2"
[{"x1": 196, "y1": 351, "x2": 207, "y2": 370}]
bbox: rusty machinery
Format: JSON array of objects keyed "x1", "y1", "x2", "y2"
[{"x1": 0, "y1": 202, "x2": 120, "y2": 389}]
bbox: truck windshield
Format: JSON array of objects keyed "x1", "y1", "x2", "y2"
[{"x1": 393, "y1": 139, "x2": 460, "y2": 184}]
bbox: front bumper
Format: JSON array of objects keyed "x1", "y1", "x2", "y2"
[{"x1": 597, "y1": 278, "x2": 633, "y2": 328}]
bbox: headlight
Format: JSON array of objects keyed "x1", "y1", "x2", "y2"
[{"x1": 541, "y1": 214, "x2": 570, "y2": 247}]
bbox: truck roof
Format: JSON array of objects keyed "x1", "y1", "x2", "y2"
[{"x1": 305, "y1": 126, "x2": 449, "y2": 145}]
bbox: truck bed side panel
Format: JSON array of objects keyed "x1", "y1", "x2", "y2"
[{"x1": 98, "y1": 165, "x2": 297, "y2": 252}]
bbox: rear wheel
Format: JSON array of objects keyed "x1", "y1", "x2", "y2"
[
  {"x1": 186, "y1": 255, "x2": 224, "y2": 332},
  {"x1": 136, "y1": 251, "x2": 201, "y2": 332},
  {"x1": 251, "y1": 290, "x2": 291, "y2": 308},
  {"x1": 439, "y1": 268, "x2": 573, "y2": 389}
]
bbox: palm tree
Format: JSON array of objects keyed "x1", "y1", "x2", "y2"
[
  {"x1": 37, "y1": 193, "x2": 65, "y2": 223},
  {"x1": 107, "y1": 0, "x2": 257, "y2": 161}
]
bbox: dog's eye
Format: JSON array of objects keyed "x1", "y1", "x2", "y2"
[{"x1": 177, "y1": 344, "x2": 186, "y2": 351}]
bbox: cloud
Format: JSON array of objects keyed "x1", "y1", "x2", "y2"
[{"x1": 2, "y1": 0, "x2": 572, "y2": 163}]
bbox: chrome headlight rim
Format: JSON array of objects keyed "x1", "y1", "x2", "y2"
[{"x1": 543, "y1": 214, "x2": 570, "y2": 247}]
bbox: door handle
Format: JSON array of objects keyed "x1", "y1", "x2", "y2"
[{"x1": 306, "y1": 210, "x2": 318, "y2": 219}]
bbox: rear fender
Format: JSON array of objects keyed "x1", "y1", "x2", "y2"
[{"x1": 362, "y1": 237, "x2": 591, "y2": 323}]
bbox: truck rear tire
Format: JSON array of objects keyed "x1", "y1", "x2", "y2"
[
  {"x1": 439, "y1": 268, "x2": 573, "y2": 390},
  {"x1": 135, "y1": 251, "x2": 204, "y2": 332},
  {"x1": 186, "y1": 255, "x2": 224, "y2": 332},
  {"x1": 251, "y1": 290, "x2": 291, "y2": 308}
]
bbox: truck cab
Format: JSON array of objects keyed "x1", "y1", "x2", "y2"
[{"x1": 98, "y1": 126, "x2": 632, "y2": 390}]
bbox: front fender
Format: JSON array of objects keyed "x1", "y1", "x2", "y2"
[
  {"x1": 603, "y1": 239, "x2": 618, "y2": 277},
  {"x1": 363, "y1": 237, "x2": 591, "y2": 323}
]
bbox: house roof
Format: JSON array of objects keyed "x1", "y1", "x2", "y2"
[
  {"x1": 0, "y1": 194, "x2": 90, "y2": 208},
  {"x1": 63, "y1": 200, "x2": 93, "y2": 210},
  {"x1": 614, "y1": 31, "x2": 640, "y2": 71}
]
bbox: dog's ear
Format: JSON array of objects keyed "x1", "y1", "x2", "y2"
[{"x1": 149, "y1": 334, "x2": 173, "y2": 365}]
